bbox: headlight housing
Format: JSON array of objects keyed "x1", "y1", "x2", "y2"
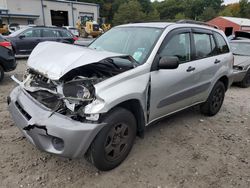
[{"x1": 63, "y1": 79, "x2": 95, "y2": 101}]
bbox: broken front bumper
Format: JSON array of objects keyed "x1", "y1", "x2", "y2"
[{"x1": 8, "y1": 86, "x2": 105, "y2": 158}]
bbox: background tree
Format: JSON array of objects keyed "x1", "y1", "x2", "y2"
[
  {"x1": 203, "y1": 0, "x2": 224, "y2": 12},
  {"x1": 184, "y1": 0, "x2": 205, "y2": 20},
  {"x1": 153, "y1": 0, "x2": 185, "y2": 20},
  {"x1": 113, "y1": 0, "x2": 146, "y2": 25},
  {"x1": 239, "y1": 0, "x2": 250, "y2": 18},
  {"x1": 200, "y1": 7, "x2": 217, "y2": 21},
  {"x1": 72, "y1": 0, "x2": 250, "y2": 24},
  {"x1": 138, "y1": 0, "x2": 152, "y2": 13},
  {"x1": 219, "y1": 3, "x2": 241, "y2": 17},
  {"x1": 146, "y1": 8, "x2": 160, "y2": 21}
]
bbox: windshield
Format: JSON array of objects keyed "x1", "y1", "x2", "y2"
[
  {"x1": 89, "y1": 27, "x2": 163, "y2": 64},
  {"x1": 230, "y1": 42, "x2": 250, "y2": 56}
]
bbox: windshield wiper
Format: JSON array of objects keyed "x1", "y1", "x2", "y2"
[{"x1": 99, "y1": 59, "x2": 121, "y2": 69}]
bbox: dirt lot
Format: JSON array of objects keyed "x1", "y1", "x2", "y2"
[{"x1": 0, "y1": 59, "x2": 249, "y2": 188}]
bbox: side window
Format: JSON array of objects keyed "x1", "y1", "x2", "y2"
[
  {"x1": 22, "y1": 29, "x2": 41, "y2": 38},
  {"x1": 214, "y1": 32, "x2": 229, "y2": 54},
  {"x1": 60, "y1": 30, "x2": 72, "y2": 37},
  {"x1": 193, "y1": 33, "x2": 214, "y2": 59},
  {"x1": 23, "y1": 30, "x2": 33, "y2": 37},
  {"x1": 160, "y1": 33, "x2": 191, "y2": 63},
  {"x1": 42, "y1": 29, "x2": 60, "y2": 38}
]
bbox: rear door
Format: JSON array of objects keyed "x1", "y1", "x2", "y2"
[
  {"x1": 16, "y1": 28, "x2": 42, "y2": 55},
  {"x1": 59, "y1": 29, "x2": 74, "y2": 44},
  {"x1": 190, "y1": 29, "x2": 230, "y2": 103},
  {"x1": 149, "y1": 28, "x2": 198, "y2": 122},
  {"x1": 189, "y1": 29, "x2": 219, "y2": 103}
]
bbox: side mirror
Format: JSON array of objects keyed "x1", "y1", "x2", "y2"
[
  {"x1": 158, "y1": 56, "x2": 179, "y2": 70},
  {"x1": 19, "y1": 35, "x2": 25, "y2": 39}
]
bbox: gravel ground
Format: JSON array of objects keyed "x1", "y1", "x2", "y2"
[{"x1": 0, "y1": 59, "x2": 249, "y2": 188}]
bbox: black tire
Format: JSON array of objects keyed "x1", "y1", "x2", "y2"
[
  {"x1": 86, "y1": 107, "x2": 136, "y2": 171},
  {"x1": 239, "y1": 69, "x2": 250, "y2": 88},
  {"x1": 0, "y1": 65, "x2": 4, "y2": 83},
  {"x1": 200, "y1": 81, "x2": 225, "y2": 116}
]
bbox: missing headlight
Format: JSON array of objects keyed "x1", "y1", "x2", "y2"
[{"x1": 63, "y1": 79, "x2": 95, "y2": 101}]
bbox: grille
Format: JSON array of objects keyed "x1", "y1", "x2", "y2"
[
  {"x1": 28, "y1": 91, "x2": 61, "y2": 109},
  {"x1": 15, "y1": 101, "x2": 31, "y2": 120}
]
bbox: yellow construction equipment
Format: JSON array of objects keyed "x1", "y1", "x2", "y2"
[
  {"x1": 0, "y1": 17, "x2": 9, "y2": 35},
  {"x1": 76, "y1": 16, "x2": 102, "y2": 38},
  {"x1": 101, "y1": 23, "x2": 111, "y2": 32},
  {"x1": 76, "y1": 16, "x2": 111, "y2": 38}
]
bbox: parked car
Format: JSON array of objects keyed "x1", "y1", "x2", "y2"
[
  {"x1": 8, "y1": 22, "x2": 233, "y2": 171},
  {"x1": 0, "y1": 34, "x2": 16, "y2": 82},
  {"x1": 63, "y1": 26, "x2": 80, "y2": 37},
  {"x1": 6, "y1": 26, "x2": 77, "y2": 55},
  {"x1": 230, "y1": 40, "x2": 250, "y2": 87},
  {"x1": 74, "y1": 38, "x2": 94, "y2": 47}
]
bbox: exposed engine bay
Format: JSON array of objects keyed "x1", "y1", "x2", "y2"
[{"x1": 17, "y1": 56, "x2": 137, "y2": 122}]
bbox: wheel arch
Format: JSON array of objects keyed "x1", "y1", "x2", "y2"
[
  {"x1": 218, "y1": 75, "x2": 229, "y2": 91},
  {"x1": 105, "y1": 99, "x2": 146, "y2": 138}
]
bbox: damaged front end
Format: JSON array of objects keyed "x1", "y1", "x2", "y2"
[
  {"x1": 9, "y1": 53, "x2": 138, "y2": 158},
  {"x1": 20, "y1": 70, "x2": 98, "y2": 122},
  {"x1": 8, "y1": 41, "x2": 141, "y2": 158},
  {"x1": 13, "y1": 55, "x2": 137, "y2": 123}
]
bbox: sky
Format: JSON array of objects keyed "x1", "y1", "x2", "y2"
[{"x1": 223, "y1": 0, "x2": 239, "y2": 4}]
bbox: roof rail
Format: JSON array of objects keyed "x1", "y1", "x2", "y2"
[
  {"x1": 177, "y1": 19, "x2": 219, "y2": 29},
  {"x1": 32, "y1": 25, "x2": 62, "y2": 28}
]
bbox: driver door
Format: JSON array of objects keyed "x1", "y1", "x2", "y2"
[
  {"x1": 149, "y1": 28, "x2": 197, "y2": 122},
  {"x1": 16, "y1": 28, "x2": 42, "y2": 55}
]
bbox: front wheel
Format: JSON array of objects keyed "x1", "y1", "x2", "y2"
[
  {"x1": 200, "y1": 81, "x2": 225, "y2": 116},
  {"x1": 86, "y1": 107, "x2": 136, "y2": 171}
]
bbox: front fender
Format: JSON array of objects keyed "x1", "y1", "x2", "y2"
[{"x1": 85, "y1": 70, "x2": 150, "y2": 115}]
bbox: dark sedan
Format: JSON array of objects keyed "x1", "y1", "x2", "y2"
[
  {"x1": 6, "y1": 26, "x2": 78, "y2": 55},
  {"x1": 0, "y1": 34, "x2": 16, "y2": 82}
]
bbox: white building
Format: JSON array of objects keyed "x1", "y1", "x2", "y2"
[{"x1": 0, "y1": 0, "x2": 99, "y2": 26}]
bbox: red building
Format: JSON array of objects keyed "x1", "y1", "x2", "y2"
[{"x1": 207, "y1": 16, "x2": 250, "y2": 36}]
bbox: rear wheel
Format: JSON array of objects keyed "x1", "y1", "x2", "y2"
[
  {"x1": 200, "y1": 81, "x2": 225, "y2": 116},
  {"x1": 0, "y1": 65, "x2": 4, "y2": 83},
  {"x1": 86, "y1": 107, "x2": 136, "y2": 171},
  {"x1": 239, "y1": 69, "x2": 250, "y2": 88}
]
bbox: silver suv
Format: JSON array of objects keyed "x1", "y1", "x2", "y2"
[{"x1": 8, "y1": 22, "x2": 234, "y2": 171}]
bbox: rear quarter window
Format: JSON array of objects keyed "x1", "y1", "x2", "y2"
[
  {"x1": 214, "y1": 32, "x2": 230, "y2": 54},
  {"x1": 60, "y1": 30, "x2": 72, "y2": 38}
]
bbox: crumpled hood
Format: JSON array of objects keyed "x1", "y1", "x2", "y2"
[
  {"x1": 234, "y1": 55, "x2": 250, "y2": 67},
  {"x1": 28, "y1": 41, "x2": 126, "y2": 80}
]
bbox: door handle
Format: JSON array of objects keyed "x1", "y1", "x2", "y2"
[
  {"x1": 186, "y1": 66, "x2": 195, "y2": 72},
  {"x1": 214, "y1": 59, "x2": 221, "y2": 64}
]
